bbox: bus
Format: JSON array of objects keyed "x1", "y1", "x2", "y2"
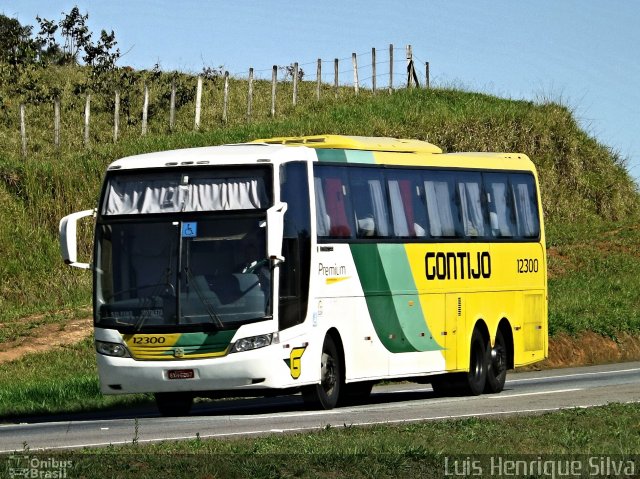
[{"x1": 60, "y1": 135, "x2": 547, "y2": 415}]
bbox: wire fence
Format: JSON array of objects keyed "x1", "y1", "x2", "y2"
[{"x1": 6, "y1": 44, "x2": 431, "y2": 158}]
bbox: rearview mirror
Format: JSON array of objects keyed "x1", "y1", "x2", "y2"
[
  {"x1": 59, "y1": 209, "x2": 95, "y2": 269},
  {"x1": 266, "y1": 202, "x2": 288, "y2": 265}
]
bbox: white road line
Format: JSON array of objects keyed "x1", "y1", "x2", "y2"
[
  {"x1": 487, "y1": 388, "x2": 582, "y2": 399},
  {"x1": 508, "y1": 367, "x2": 640, "y2": 383},
  {"x1": 234, "y1": 409, "x2": 343, "y2": 420}
]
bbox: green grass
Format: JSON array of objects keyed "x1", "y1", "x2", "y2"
[
  {"x1": 0, "y1": 338, "x2": 150, "y2": 418},
  {"x1": 5, "y1": 403, "x2": 639, "y2": 478},
  {"x1": 547, "y1": 221, "x2": 640, "y2": 337}
]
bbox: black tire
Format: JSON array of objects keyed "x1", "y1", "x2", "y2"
[
  {"x1": 339, "y1": 381, "x2": 374, "y2": 406},
  {"x1": 484, "y1": 329, "x2": 508, "y2": 393},
  {"x1": 154, "y1": 392, "x2": 193, "y2": 416},
  {"x1": 464, "y1": 328, "x2": 488, "y2": 395},
  {"x1": 302, "y1": 335, "x2": 342, "y2": 409}
]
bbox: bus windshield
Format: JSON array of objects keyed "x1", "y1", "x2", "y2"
[
  {"x1": 94, "y1": 166, "x2": 274, "y2": 332},
  {"x1": 95, "y1": 215, "x2": 271, "y2": 331}
]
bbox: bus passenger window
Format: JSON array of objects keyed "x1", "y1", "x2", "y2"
[
  {"x1": 349, "y1": 168, "x2": 391, "y2": 239},
  {"x1": 457, "y1": 173, "x2": 489, "y2": 239},
  {"x1": 313, "y1": 166, "x2": 354, "y2": 239},
  {"x1": 423, "y1": 172, "x2": 462, "y2": 238},
  {"x1": 484, "y1": 173, "x2": 516, "y2": 238},
  {"x1": 386, "y1": 171, "x2": 429, "y2": 238},
  {"x1": 510, "y1": 174, "x2": 540, "y2": 238}
]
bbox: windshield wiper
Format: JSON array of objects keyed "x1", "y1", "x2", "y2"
[{"x1": 184, "y1": 267, "x2": 224, "y2": 328}]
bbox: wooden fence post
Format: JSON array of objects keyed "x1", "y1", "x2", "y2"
[
  {"x1": 142, "y1": 84, "x2": 149, "y2": 135},
  {"x1": 406, "y1": 45, "x2": 413, "y2": 88},
  {"x1": 114, "y1": 90, "x2": 120, "y2": 142},
  {"x1": 247, "y1": 68, "x2": 254, "y2": 120},
  {"x1": 169, "y1": 82, "x2": 176, "y2": 131},
  {"x1": 334, "y1": 58, "x2": 339, "y2": 98},
  {"x1": 223, "y1": 71, "x2": 229, "y2": 124},
  {"x1": 425, "y1": 62, "x2": 430, "y2": 89},
  {"x1": 389, "y1": 44, "x2": 394, "y2": 93},
  {"x1": 406, "y1": 44, "x2": 418, "y2": 88},
  {"x1": 20, "y1": 104, "x2": 27, "y2": 158},
  {"x1": 292, "y1": 62, "x2": 299, "y2": 106},
  {"x1": 372, "y1": 48, "x2": 377, "y2": 94},
  {"x1": 316, "y1": 59, "x2": 321, "y2": 100},
  {"x1": 352, "y1": 53, "x2": 359, "y2": 96},
  {"x1": 84, "y1": 94, "x2": 90, "y2": 148},
  {"x1": 271, "y1": 65, "x2": 277, "y2": 117},
  {"x1": 54, "y1": 98, "x2": 60, "y2": 148},
  {"x1": 194, "y1": 76, "x2": 202, "y2": 130}
]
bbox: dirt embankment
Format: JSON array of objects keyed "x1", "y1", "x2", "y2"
[
  {"x1": 536, "y1": 331, "x2": 640, "y2": 369},
  {"x1": 1, "y1": 316, "x2": 640, "y2": 368},
  {"x1": 0, "y1": 317, "x2": 92, "y2": 363}
]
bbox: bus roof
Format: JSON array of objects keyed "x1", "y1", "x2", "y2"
[
  {"x1": 106, "y1": 143, "x2": 316, "y2": 171},
  {"x1": 106, "y1": 135, "x2": 535, "y2": 173},
  {"x1": 252, "y1": 135, "x2": 443, "y2": 154},
  {"x1": 253, "y1": 135, "x2": 535, "y2": 172}
]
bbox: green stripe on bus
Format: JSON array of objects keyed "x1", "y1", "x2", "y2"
[
  {"x1": 316, "y1": 149, "x2": 348, "y2": 162},
  {"x1": 344, "y1": 150, "x2": 375, "y2": 164},
  {"x1": 351, "y1": 244, "x2": 412, "y2": 352},
  {"x1": 377, "y1": 244, "x2": 441, "y2": 352},
  {"x1": 315, "y1": 149, "x2": 375, "y2": 164},
  {"x1": 350, "y1": 244, "x2": 440, "y2": 353},
  {"x1": 168, "y1": 330, "x2": 236, "y2": 356}
]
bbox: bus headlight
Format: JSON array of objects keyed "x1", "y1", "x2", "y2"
[
  {"x1": 95, "y1": 340, "x2": 130, "y2": 358},
  {"x1": 231, "y1": 334, "x2": 272, "y2": 353}
]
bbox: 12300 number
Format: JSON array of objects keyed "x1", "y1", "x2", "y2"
[{"x1": 517, "y1": 258, "x2": 539, "y2": 274}]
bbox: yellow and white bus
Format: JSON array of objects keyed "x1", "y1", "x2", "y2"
[{"x1": 60, "y1": 135, "x2": 547, "y2": 415}]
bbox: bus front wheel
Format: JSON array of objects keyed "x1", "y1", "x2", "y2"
[
  {"x1": 302, "y1": 335, "x2": 342, "y2": 410},
  {"x1": 154, "y1": 392, "x2": 193, "y2": 416}
]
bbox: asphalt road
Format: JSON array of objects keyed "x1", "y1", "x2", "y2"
[{"x1": 1, "y1": 361, "x2": 639, "y2": 452}]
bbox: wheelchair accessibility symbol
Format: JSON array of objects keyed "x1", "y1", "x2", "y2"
[{"x1": 182, "y1": 222, "x2": 197, "y2": 238}]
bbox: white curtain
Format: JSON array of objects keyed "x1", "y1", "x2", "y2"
[
  {"x1": 105, "y1": 177, "x2": 267, "y2": 215},
  {"x1": 489, "y1": 182, "x2": 513, "y2": 237},
  {"x1": 515, "y1": 183, "x2": 537, "y2": 237},
  {"x1": 424, "y1": 180, "x2": 455, "y2": 236},
  {"x1": 388, "y1": 180, "x2": 409, "y2": 237},
  {"x1": 458, "y1": 181, "x2": 485, "y2": 237},
  {"x1": 368, "y1": 180, "x2": 389, "y2": 236},
  {"x1": 314, "y1": 177, "x2": 330, "y2": 236}
]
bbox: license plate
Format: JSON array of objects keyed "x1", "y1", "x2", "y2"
[{"x1": 167, "y1": 369, "x2": 194, "y2": 380}]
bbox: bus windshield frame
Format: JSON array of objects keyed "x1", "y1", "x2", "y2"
[{"x1": 94, "y1": 165, "x2": 274, "y2": 333}]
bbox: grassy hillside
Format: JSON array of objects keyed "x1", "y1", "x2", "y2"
[{"x1": 0, "y1": 70, "x2": 639, "y2": 329}]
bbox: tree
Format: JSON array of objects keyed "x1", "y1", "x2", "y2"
[
  {"x1": 35, "y1": 15, "x2": 62, "y2": 63},
  {"x1": 58, "y1": 6, "x2": 91, "y2": 64},
  {"x1": 83, "y1": 29, "x2": 120, "y2": 73},
  {"x1": 0, "y1": 15, "x2": 40, "y2": 66},
  {"x1": 35, "y1": 6, "x2": 120, "y2": 71}
]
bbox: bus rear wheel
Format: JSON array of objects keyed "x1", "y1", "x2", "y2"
[
  {"x1": 154, "y1": 392, "x2": 193, "y2": 416},
  {"x1": 302, "y1": 335, "x2": 342, "y2": 410},
  {"x1": 435, "y1": 328, "x2": 487, "y2": 396},
  {"x1": 485, "y1": 329, "x2": 507, "y2": 393},
  {"x1": 463, "y1": 328, "x2": 488, "y2": 395}
]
